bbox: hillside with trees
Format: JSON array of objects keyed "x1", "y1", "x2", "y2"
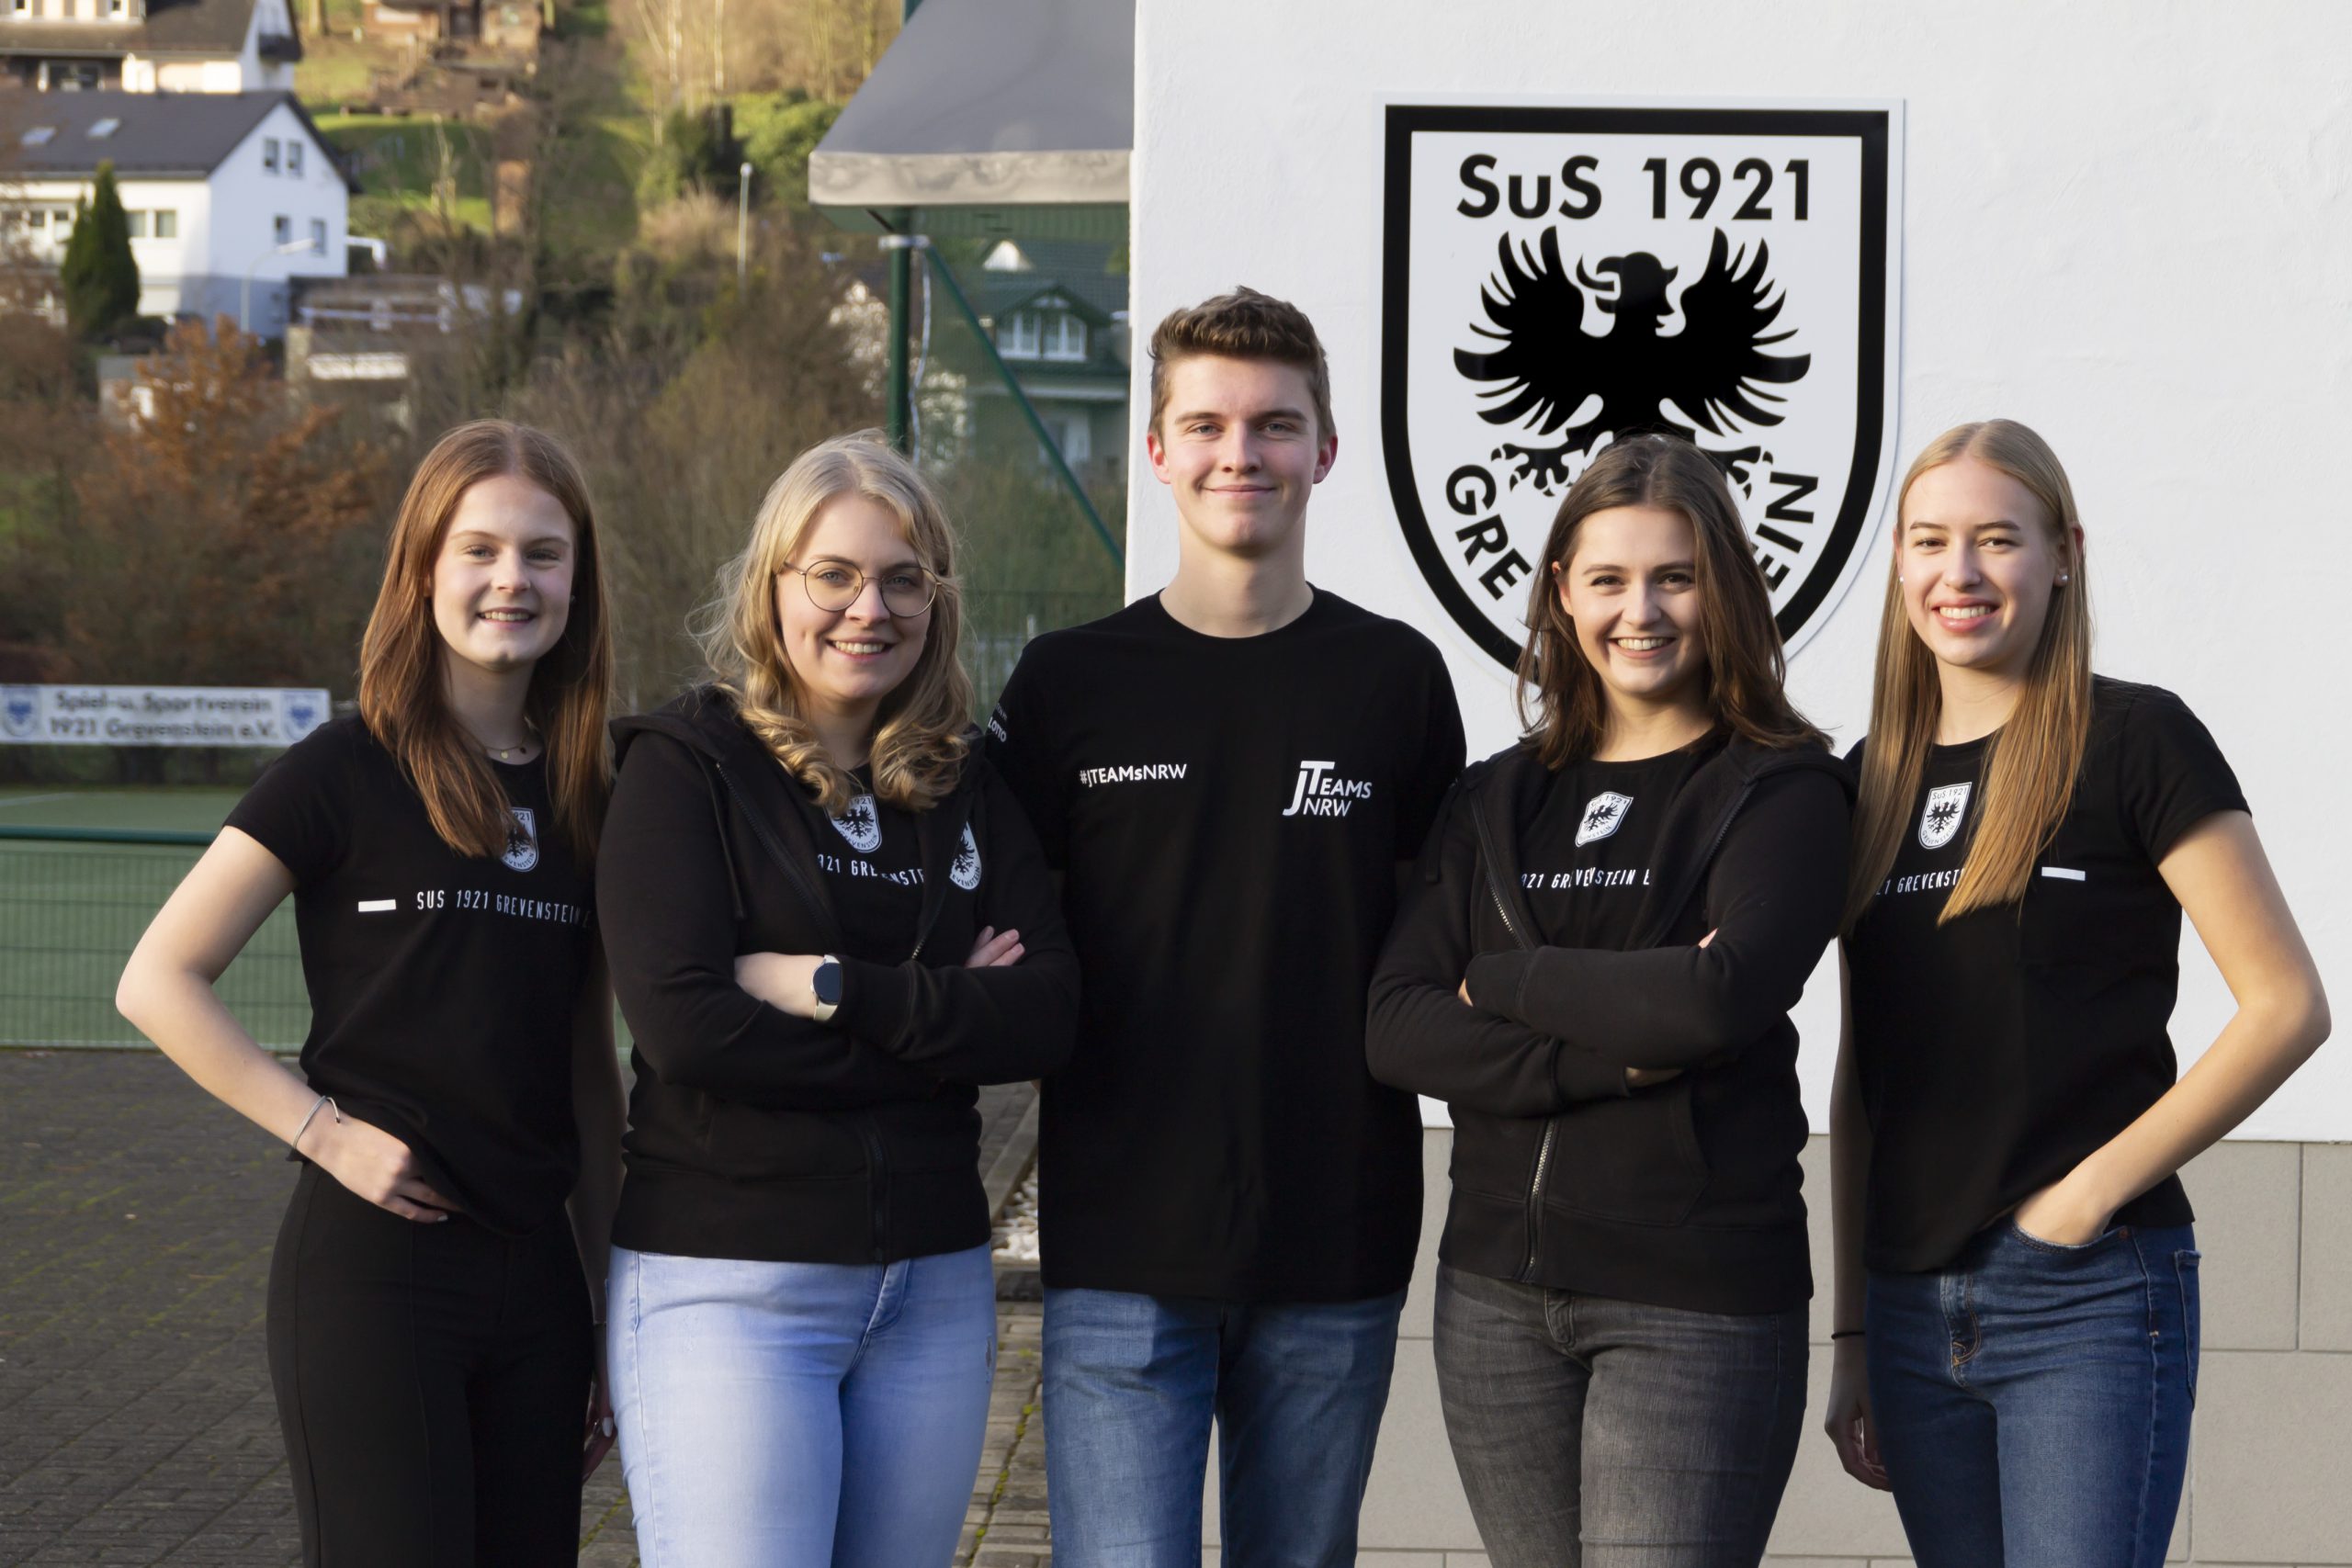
[{"x1": 0, "y1": 0, "x2": 1125, "y2": 785}]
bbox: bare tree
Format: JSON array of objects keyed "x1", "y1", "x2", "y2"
[{"x1": 625, "y1": 0, "x2": 695, "y2": 110}]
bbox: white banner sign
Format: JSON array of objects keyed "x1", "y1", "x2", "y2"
[{"x1": 0, "y1": 685, "x2": 331, "y2": 747}]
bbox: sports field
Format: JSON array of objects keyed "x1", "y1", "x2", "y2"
[{"x1": 0, "y1": 787, "x2": 308, "y2": 1050}]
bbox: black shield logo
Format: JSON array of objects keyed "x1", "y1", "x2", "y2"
[{"x1": 1382, "y1": 102, "x2": 1902, "y2": 669}]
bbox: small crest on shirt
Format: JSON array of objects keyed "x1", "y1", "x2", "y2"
[
  {"x1": 831, "y1": 794, "x2": 882, "y2": 853},
  {"x1": 951, "y1": 824, "x2": 982, "y2": 890},
  {"x1": 1918, "y1": 782, "x2": 1972, "y2": 851},
  {"x1": 503, "y1": 807, "x2": 539, "y2": 873},
  {"x1": 1575, "y1": 791, "x2": 1634, "y2": 847}
]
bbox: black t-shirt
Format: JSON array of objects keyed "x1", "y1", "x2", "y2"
[
  {"x1": 1519, "y1": 743, "x2": 1711, "y2": 949},
  {"x1": 987, "y1": 589, "x2": 1466, "y2": 1301},
  {"x1": 1846, "y1": 678, "x2": 2246, "y2": 1273},
  {"x1": 791, "y1": 766, "x2": 928, "y2": 958},
  {"x1": 224, "y1": 716, "x2": 598, "y2": 1235}
]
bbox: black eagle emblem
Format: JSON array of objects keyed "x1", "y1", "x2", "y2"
[
  {"x1": 1583, "y1": 799, "x2": 1622, "y2": 834},
  {"x1": 1454, "y1": 226, "x2": 1809, "y2": 494},
  {"x1": 1925, "y1": 798, "x2": 1962, "y2": 837}
]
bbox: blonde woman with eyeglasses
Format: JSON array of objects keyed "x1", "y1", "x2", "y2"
[{"x1": 594, "y1": 433, "x2": 1078, "y2": 1568}]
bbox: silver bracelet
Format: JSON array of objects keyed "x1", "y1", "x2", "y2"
[{"x1": 292, "y1": 1093, "x2": 341, "y2": 1152}]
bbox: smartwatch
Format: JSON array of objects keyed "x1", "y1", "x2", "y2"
[{"x1": 809, "y1": 955, "x2": 843, "y2": 1024}]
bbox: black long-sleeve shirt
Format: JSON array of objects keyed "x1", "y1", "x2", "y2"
[
  {"x1": 598, "y1": 689, "x2": 1078, "y2": 1265},
  {"x1": 1368, "y1": 734, "x2": 1851, "y2": 1314}
]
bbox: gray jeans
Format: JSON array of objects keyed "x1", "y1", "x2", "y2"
[{"x1": 1431, "y1": 1263, "x2": 1806, "y2": 1568}]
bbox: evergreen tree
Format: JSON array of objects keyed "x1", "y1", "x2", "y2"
[{"x1": 60, "y1": 161, "x2": 140, "y2": 341}]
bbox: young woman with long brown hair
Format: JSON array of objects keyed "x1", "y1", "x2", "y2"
[
  {"x1": 595, "y1": 433, "x2": 1077, "y2": 1568},
  {"x1": 1820, "y1": 420, "x2": 2329, "y2": 1566},
  {"x1": 1368, "y1": 433, "x2": 1851, "y2": 1567},
  {"x1": 117, "y1": 420, "x2": 623, "y2": 1565}
]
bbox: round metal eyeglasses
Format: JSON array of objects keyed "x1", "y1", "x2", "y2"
[{"x1": 779, "y1": 558, "x2": 938, "y2": 617}]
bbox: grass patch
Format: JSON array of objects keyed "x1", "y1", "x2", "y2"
[
  {"x1": 318, "y1": 112, "x2": 497, "y2": 236},
  {"x1": 538, "y1": 112, "x2": 644, "y2": 258},
  {"x1": 295, "y1": 36, "x2": 406, "y2": 107},
  {"x1": 317, "y1": 111, "x2": 494, "y2": 196},
  {"x1": 556, "y1": 0, "x2": 609, "y2": 39}
]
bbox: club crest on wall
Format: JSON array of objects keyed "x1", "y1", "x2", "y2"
[{"x1": 1382, "y1": 102, "x2": 1903, "y2": 669}]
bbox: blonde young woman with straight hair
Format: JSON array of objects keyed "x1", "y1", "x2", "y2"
[
  {"x1": 119, "y1": 420, "x2": 623, "y2": 1566},
  {"x1": 595, "y1": 433, "x2": 1078, "y2": 1568},
  {"x1": 1821, "y1": 420, "x2": 2329, "y2": 1566}
]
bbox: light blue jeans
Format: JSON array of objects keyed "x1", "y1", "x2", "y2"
[
  {"x1": 1042, "y1": 1285, "x2": 1406, "y2": 1567},
  {"x1": 608, "y1": 1243, "x2": 997, "y2": 1568},
  {"x1": 1867, "y1": 1223, "x2": 2200, "y2": 1568}
]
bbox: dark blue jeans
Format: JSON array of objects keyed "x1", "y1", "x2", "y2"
[
  {"x1": 1867, "y1": 1223, "x2": 2200, "y2": 1568},
  {"x1": 1041, "y1": 1285, "x2": 1405, "y2": 1567},
  {"x1": 1431, "y1": 1264, "x2": 1807, "y2": 1568}
]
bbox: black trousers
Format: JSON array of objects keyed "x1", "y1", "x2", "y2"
[{"x1": 267, "y1": 1162, "x2": 593, "y2": 1568}]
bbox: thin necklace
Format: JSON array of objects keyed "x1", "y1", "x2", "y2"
[{"x1": 468, "y1": 723, "x2": 537, "y2": 761}]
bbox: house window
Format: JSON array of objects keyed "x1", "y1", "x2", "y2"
[
  {"x1": 1056, "y1": 415, "x2": 1091, "y2": 466},
  {"x1": 153, "y1": 209, "x2": 175, "y2": 239},
  {"x1": 309, "y1": 218, "x2": 326, "y2": 254},
  {"x1": 263, "y1": 138, "x2": 281, "y2": 174},
  {"x1": 1043, "y1": 313, "x2": 1088, "y2": 362},
  {"x1": 125, "y1": 209, "x2": 146, "y2": 237},
  {"x1": 288, "y1": 141, "x2": 304, "y2": 176},
  {"x1": 999, "y1": 311, "x2": 1041, "y2": 359},
  {"x1": 274, "y1": 214, "x2": 290, "y2": 244}
]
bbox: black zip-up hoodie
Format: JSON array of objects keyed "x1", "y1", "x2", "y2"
[
  {"x1": 598, "y1": 686, "x2": 1079, "y2": 1265},
  {"x1": 1367, "y1": 734, "x2": 1852, "y2": 1314}
]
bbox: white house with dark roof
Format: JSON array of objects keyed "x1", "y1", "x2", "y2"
[
  {"x1": 0, "y1": 0, "x2": 298, "y2": 94},
  {"x1": 3, "y1": 89, "x2": 345, "y2": 333}
]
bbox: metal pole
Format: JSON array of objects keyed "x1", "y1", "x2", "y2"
[
  {"x1": 921, "y1": 244, "x2": 1123, "y2": 569},
  {"x1": 242, "y1": 237, "x2": 311, "y2": 335},
  {"x1": 736, "y1": 161, "x2": 752, "y2": 284},
  {"x1": 883, "y1": 223, "x2": 913, "y2": 454}
]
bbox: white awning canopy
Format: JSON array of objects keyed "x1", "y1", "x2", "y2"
[{"x1": 811, "y1": 0, "x2": 1130, "y2": 239}]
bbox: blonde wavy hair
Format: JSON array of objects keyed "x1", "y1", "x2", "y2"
[
  {"x1": 1843, "y1": 419, "x2": 2092, "y2": 931},
  {"x1": 697, "y1": 433, "x2": 973, "y2": 814}
]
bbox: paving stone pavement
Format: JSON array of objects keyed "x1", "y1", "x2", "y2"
[{"x1": 2, "y1": 1048, "x2": 1045, "y2": 1567}]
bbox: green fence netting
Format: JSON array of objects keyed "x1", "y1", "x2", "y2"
[{"x1": 1, "y1": 829, "x2": 309, "y2": 1050}]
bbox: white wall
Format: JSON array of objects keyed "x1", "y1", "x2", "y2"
[
  {"x1": 1130, "y1": 0, "x2": 2352, "y2": 1139},
  {"x1": 202, "y1": 100, "x2": 348, "y2": 332},
  {"x1": 5, "y1": 175, "x2": 209, "y2": 318}
]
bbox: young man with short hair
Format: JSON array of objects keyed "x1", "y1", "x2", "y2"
[{"x1": 987, "y1": 287, "x2": 1465, "y2": 1564}]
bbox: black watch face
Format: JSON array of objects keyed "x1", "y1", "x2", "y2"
[{"x1": 813, "y1": 962, "x2": 844, "y2": 1006}]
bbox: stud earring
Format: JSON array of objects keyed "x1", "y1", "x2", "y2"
[{"x1": 2058, "y1": 573, "x2": 2071, "y2": 584}]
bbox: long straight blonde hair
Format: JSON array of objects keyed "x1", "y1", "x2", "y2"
[
  {"x1": 357, "y1": 420, "x2": 613, "y2": 864},
  {"x1": 1843, "y1": 420, "x2": 2092, "y2": 931},
  {"x1": 697, "y1": 433, "x2": 972, "y2": 814}
]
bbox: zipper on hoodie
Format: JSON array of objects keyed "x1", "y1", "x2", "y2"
[
  {"x1": 1468, "y1": 791, "x2": 1556, "y2": 1286},
  {"x1": 1633, "y1": 779, "x2": 1754, "y2": 950},
  {"x1": 856, "y1": 1116, "x2": 890, "y2": 1262},
  {"x1": 710, "y1": 759, "x2": 840, "y2": 942},
  {"x1": 712, "y1": 756, "x2": 902, "y2": 1255}
]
